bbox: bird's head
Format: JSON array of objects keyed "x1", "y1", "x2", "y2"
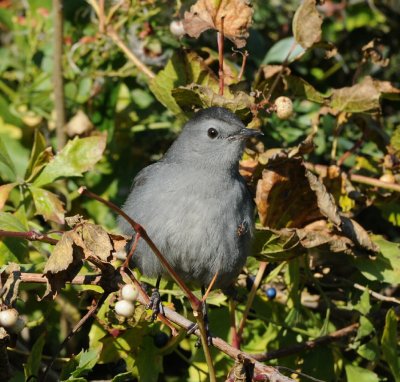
[{"x1": 165, "y1": 107, "x2": 263, "y2": 171}]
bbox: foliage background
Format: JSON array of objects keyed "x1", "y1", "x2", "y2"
[{"x1": 0, "y1": 0, "x2": 399, "y2": 381}]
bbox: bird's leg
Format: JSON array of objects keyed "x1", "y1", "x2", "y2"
[
  {"x1": 188, "y1": 286, "x2": 212, "y2": 346},
  {"x1": 146, "y1": 275, "x2": 164, "y2": 321}
]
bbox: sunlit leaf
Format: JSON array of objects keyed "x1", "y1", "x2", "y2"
[
  {"x1": 381, "y1": 309, "x2": 400, "y2": 381},
  {"x1": 33, "y1": 135, "x2": 107, "y2": 187},
  {"x1": 292, "y1": 0, "x2": 322, "y2": 49},
  {"x1": 30, "y1": 186, "x2": 65, "y2": 224}
]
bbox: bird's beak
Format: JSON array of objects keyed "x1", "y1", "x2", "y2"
[{"x1": 238, "y1": 128, "x2": 264, "y2": 139}]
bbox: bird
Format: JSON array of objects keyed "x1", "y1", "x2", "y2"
[{"x1": 119, "y1": 107, "x2": 262, "y2": 292}]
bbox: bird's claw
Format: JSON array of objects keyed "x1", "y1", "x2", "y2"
[{"x1": 146, "y1": 288, "x2": 164, "y2": 321}]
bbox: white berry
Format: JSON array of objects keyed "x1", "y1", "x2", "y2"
[
  {"x1": 170, "y1": 20, "x2": 185, "y2": 38},
  {"x1": 115, "y1": 300, "x2": 135, "y2": 318},
  {"x1": 121, "y1": 284, "x2": 139, "y2": 302},
  {"x1": 0, "y1": 308, "x2": 19, "y2": 328},
  {"x1": 274, "y1": 96, "x2": 293, "y2": 120}
]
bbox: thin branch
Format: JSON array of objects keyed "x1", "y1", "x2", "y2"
[
  {"x1": 305, "y1": 162, "x2": 400, "y2": 192},
  {"x1": 77, "y1": 187, "x2": 215, "y2": 379},
  {"x1": 237, "y1": 50, "x2": 248, "y2": 82},
  {"x1": 251, "y1": 322, "x2": 359, "y2": 362},
  {"x1": 78, "y1": 187, "x2": 199, "y2": 309},
  {"x1": 53, "y1": 0, "x2": 66, "y2": 149},
  {"x1": 336, "y1": 137, "x2": 364, "y2": 167},
  {"x1": 217, "y1": 18, "x2": 225, "y2": 96},
  {"x1": 43, "y1": 294, "x2": 108, "y2": 381},
  {"x1": 237, "y1": 262, "x2": 268, "y2": 346},
  {"x1": 0, "y1": 230, "x2": 58, "y2": 245},
  {"x1": 353, "y1": 282, "x2": 400, "y2": 304},
  {"x1": 107, "y1": 28, "x2": 155, "y2": 80},
  {"x1": 121, "y1": 268, "x2": 178, "y2": 336},
  {"x1": 6, "y1": 271, "x2": 295, "y2": 382},
  {"x1": 264, "y1": 41, "x2": 298, "y2": 102}
]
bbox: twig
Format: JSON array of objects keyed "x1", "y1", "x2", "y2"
[
  {"x1": 264, "y1": 41, "x2": 298, "y2": 102},
  {"x1": 305, "y1": 162, "x2": 400, "y2": 192},
  {"x1": 121, "y1": 268, "x2": 178, "y2": 336},
  {"x1": 78, "y1": 187, "x2": 199, "y2": 308},
  {"x1": 0, "y1": 230, "x2": 58, "y2": 245},
  {"x1": 43, "y1": 294, "x2": 108, "y2": 381},
  {"x1": 107, "y1": 28, "x2": 155, "y2": 80},
  {"x1": 237, "y1": 262, "x2": 268, "y2": 347},
  {"x1": 123, "y1": 232, "x2": 141, "y2": 268},
  {"x1": 217, "y1": 17, "x2": 225, "y2": 96},
  {"x1": 202, "y1": 271, "x2": 218, "y2": 301},
  {"x1": 336, "y1": 137, "x2": 364, "y2": 167},
  {"x1": 78, "y1": 187, "x2": 215, "y2": 380},
  {"x1": 53, "y1": 0, "x2": 66, "y2": 150},
  {"x1": 351, "y1": 282, "x2": 400, "y2": 305},
  {"x1": 237, "y1": 50, "x2": 248, "y2": 82},
  {"x1": 86, "y1": 0, "x2": 155, "y2": 79},
  {"x1": 5, "y1": 271, "x2": 295, "y2": 382},
  {"x1": 251, "y1": 322, "x2": 359, "y2": 361},
  {"x1": 229, "y1": 298, "x2": 239, "y2": 349}
]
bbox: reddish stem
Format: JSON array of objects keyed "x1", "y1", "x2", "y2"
[
  {"x1": 78, "y1": 187, "x2": 201, "y2": 311},
  {"x1": 217, "y1": 18, "x2": 225, "y2": 96},
  {"x1": 0, "y1": 230, "x2": 58, "y2": 245}
]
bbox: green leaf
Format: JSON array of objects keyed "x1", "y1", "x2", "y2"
[
  {"x1": 381, "y1": 308, "x2": 400, "y2": 381},
  {"x1": 353, "y1": 236, "x2": 400, "y2": 284},
  {"x1": 23, "y1": 333, "x2": 46, "y2": 380},
  {"x1": 356, "y1": 316, "x2": 375, "y2": 339},
  {"x1": 253, "y1": 229, "x2": 302, "y2": 261},
  {"x1": 329, "y1": 76, "x2": 381, "y2": 113},
  {"x1": 25, "y1": 130, "x2": 50, "y2": 181},
  {"x1": 292, "y1": 0, "x2": 323, "y2": 49},
  {"x1": 357, "y1": 338, "x2": 380, "y2": 361},
  {"x1": 70, "y1": 348, "x2": 100, "y2": 378},
  {"x1": 262, "y1": 37, "x2": 305, "y2": 64},
  {"x1": 391, "y1": 126, "x2": 400, "y2": 152},
  {"x1": 0, "y1": 212, "x2": 29, "y2": 263},
  {"x1": 30, "y1": 186, "x2": 65, "y2": 224},
  {"x1": 149, "y1": 51, "x2": 219, "y2": 116},
  {"x1": 33, "y1": 135, "x2": 107, "y2": 187},
  {"x1": 0, "y1": 136, "x2": 17, "y2": 181},
  {"x1": 172, "y1": 85, "x2": 254, "y2": 121},
  {"x1": 353, "y1": 289, "x2": 371, "y2": 315},
  {"x1": 285, "y1": 75, "x2": 328, "y2": 103},
  {"x1": 345, "y1": 364, "x2": 379, "y2": 382}
]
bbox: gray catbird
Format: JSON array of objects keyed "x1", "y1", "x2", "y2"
[{"x1": 119, "y1": 107, "x2": 262, "y2": 289}]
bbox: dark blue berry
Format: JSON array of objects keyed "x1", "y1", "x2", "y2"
[
  {"x1": 153, "y1": 332, "x2": 169, "y2": 348},
  {"x1": 265, "y1": 287, "x2": 276, "y2": 300}
]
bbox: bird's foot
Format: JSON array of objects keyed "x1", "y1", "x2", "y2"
[
  {"x1": 146, "y1": 288, "x2": 164, "y2": 321},
  {"x1": 187, "y1": 313, "x2": 212, "y2": 347}
]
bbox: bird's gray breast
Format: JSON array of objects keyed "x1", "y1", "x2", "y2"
[{"x1": 121, "y1": 163, "x2": 253, "y2": 288}]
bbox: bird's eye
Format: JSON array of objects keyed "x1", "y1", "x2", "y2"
[{"x1": 207, "y1": 128, "x2": 218, "y2": 139}]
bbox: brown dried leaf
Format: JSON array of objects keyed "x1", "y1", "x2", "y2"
[
  {"x1": 0, "y1": 263, "x2": 21, "y2": 306},
  {"x1": 66, "y1": 110, "x2": 94, "y2": 137},
  {"x1": 340, "y1": 217, "x2": 379, "y2": 253},
  {"x1": 292, "y1": 0, "x2": 323, "y2": 49},
  {"x1": 81, "y1": 223, "x2": 114, "y2": 262},
  {"x1": 183, "y1": 0, "x2": 253, "y2": 48},
  {"x1": 109, "y1": 233, "x2": 129, "y2": 252},
  {"x1": 255, "y1": 158, "x2": 323, "y2": 228},
  {"x1": 42, "y1": 231, "x2": 84, "y2": 299},
  {"x1": 0, "y1": 183, "x2": 17, "y2": 210},
  {"x1": 305, "y1": 170, "x2": 342, "y2": 226}
]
